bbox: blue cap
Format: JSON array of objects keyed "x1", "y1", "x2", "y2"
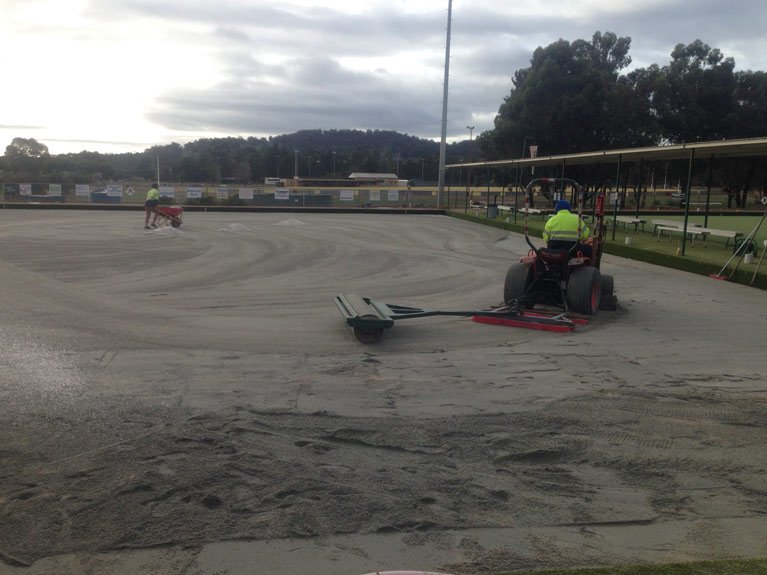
[{"x1": 554, "y1": 200, "x2": 571, "y2": 212}]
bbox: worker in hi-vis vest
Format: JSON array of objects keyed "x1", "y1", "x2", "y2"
[{"x1": 543, "y1": 200, "x2": 591, "y2": 257}]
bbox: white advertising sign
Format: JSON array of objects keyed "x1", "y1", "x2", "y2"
[
  {"x1": 48, "y1": 184, "x2": 62, "y2": 196},
  {"x1": 106, "y1": 185, "x2": 123, "y2": 197},
  {"x1": 20, "y1": 184, "x2": 32, "y2": 195},
  {"x1": 387, "y1": 190, "x2": 399, "y2": 202},
  {"x1": 75, "y1": 184, "x2": 90, "y2": 197},
  {"x1": 340, "y1": 190, "x2": 355, "y2": 201},
  {"x1": 238, "y1": 188, "x2": 254, "y2": 200},
  {"x1": 216, "y1": 188, "x2": 229, "y2": 199},
  {"x1": 186, "y1": 187, "x2": 203, "y2": 199},
  {"x1": 159, "y1": 186, "x2": 175, "y2": 198},
  {"x1": 369, "y1": 190, "x2": 380, "y2": 202},
  {"x1": 274, "y1": 189, "x2": 290, "y2": 200}
]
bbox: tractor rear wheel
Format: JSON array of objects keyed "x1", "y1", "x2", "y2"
[
  {"x1": 566, "y1": 266, "x2": 602, "y2": 315},
  {"x1": 504, "y1": 262, "x2": 533, "y2": 305}
]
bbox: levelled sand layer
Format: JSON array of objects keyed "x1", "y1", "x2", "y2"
[{"x1": 0, "y1": 211, "x2": 764, "y2": 575}]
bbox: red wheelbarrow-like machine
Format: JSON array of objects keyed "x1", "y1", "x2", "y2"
[
  {"x1": 334, "y1": 178, "x2": 617, "y2": 343},
  {"x1": 153, "y1": 205, "x2": 183, "y2": 228}
]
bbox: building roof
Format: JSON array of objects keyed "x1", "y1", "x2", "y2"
[
  {"x1": 348, "y1": 172, "x2": 400, "y2": 180},
  {"x1": 446, "y1": 137, "x2": 767, "y2": 170}
]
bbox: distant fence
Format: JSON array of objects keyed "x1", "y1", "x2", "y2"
[
  {"x1": 0, "y1": 183, "x2": 441, "y2": 208},
  {"x1": 1, "y1": 182, "x2": 757, "y2": 210}
]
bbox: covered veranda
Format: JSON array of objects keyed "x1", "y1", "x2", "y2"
[{"x1": 446, "y1": 137, "x2": 767, "y2": 255}]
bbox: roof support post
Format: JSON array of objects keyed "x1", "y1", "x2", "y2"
[
  {"x1": 485, "y1": 166, "x2": 491, "y2": 217},
  {"x1": 514, "y1": 162, "x2": 520, "y2": 223},
  {"x1": 681, "y1": 148, "x2": 696, "y2": 256},
  {"x1": 560, "y1": 159, "x2": 567, "y2": 205},
  {"x1": 611, "y1": 154, "x2": 623, "y2": 241},
  {"x1": 466, "y1": 166, "x2": 472, "y2": 211},
  {"x1": 704, "y1": 155, "x2": 714, "y2": 228},
  {"x1": 635, "y1": 158, "x2": 644, "y2": 219},
  {"x1": 500, "y1": 169, "x2": 506, "y2": 206}
]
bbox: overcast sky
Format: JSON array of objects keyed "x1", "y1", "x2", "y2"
[{"x1": 2, "y1": 0, "x2": 766, "y2": 155}]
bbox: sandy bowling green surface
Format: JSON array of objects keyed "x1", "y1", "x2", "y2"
[{"x1": 0, "y1": 210, "x2": 765, "y2": 575}]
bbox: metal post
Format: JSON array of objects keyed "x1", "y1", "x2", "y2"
[
  {"x1": 514, "y1": 162, "x2": 520, "y2": 223},
  {"x1": 500, "y1": 170, "x2": 505, "y2": 206},
  {"x1": 436, "y1": 0, "x2": 453, "y2": 208},
  {"x1": 704, "y1": 155, "x2": 714, "y2": 228},
  {"x1": 680, "y1": 149, "x2": 695, "y2": 255},
  {"x1": 485, "y1": 166, "x2": 491, "y2": 217},
  {"x1": 465, "y1": 167, "x2": 471, "y2": 210},
  {"x1": 611, "y1": 155, "x2": 622, "y2": 241},
  {"x1": 635, "y1": 158, "x2": 644, "y2": 219},
  {"x1": 517, "y1": 136, "x2": 534, "y2": 204},
  {"x1": 560, "y1": 159, "x2": 567, "y2": 207}
]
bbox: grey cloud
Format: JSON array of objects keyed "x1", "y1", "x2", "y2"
[
  {"x1": 138, "y1": 0, "x2": 767, "y2": 142},
  {"x1": 148, "y1": 54, "x2": 446, "y2": 137}
]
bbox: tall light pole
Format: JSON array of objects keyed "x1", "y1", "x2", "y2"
[
  {"x1": 276, "y1": 154, "x2": 280, "y2": 179},
  {"x1": 294, "y1": 149, "x2": 299, "y2": 179},
  {"x1": 466, "y1": 125, "x2": 475, "y2": 163},
  {"x1": 332, "y1": 151, "x2": 337, "y2": 178},
  {"x1": 437, "y1": 0, "x2": 453, "y2": 208}
]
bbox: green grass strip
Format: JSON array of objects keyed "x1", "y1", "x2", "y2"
[
  {"x1": 495, "y1": 558, "x2": 767, "y2": 575},
  {"x1": 446, "y1": 211, "x2": 766, "y2": 289}
]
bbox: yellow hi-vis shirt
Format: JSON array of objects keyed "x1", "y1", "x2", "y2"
[
  {"x1": 543, "y1": 209, "x2": 590, "y2": 243},
  {"x1": 146, "y1": 187, "x2": 160, "y2": 201}
]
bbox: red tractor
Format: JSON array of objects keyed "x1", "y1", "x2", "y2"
[{"x1": 503, "y1": 178, "x2": 616, "y2": 316}]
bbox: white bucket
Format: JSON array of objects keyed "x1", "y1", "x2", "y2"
[
  {"x1": 624, "y1": 236, "x2": 632, "y2": 246},
  {"x1": 744, "y1": 253, "x2": 754, "y2": 264}
]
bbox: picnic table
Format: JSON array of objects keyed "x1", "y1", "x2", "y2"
[
  {"x1": 512, "y1": 207, "x2": 548, "y2": 218},
  {"x1": 610, "y1": 216, "x2": 647, "y2": 233},
  {"x1": 652, "y1": 219, "x2": 743, "y2": 248},
  {"x1": 690, "y1": 227, "x2": 743, "y2": 249},
  {"x1": 651, "y1": 219, "x2": 701, "y2": 234},
  {"x1": 655, "y1": 226, "x2": 708, "y2": 246}
]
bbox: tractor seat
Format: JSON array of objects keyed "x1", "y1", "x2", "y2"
[{"x1": 538, "y1": 248, "x2": 570, "y2": 264}]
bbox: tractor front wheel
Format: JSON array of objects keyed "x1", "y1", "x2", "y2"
[
  {"x1": 566, "y1": 267, "x2": 602, "y2": 315},
  {"x1": 599, "y1": 273, "x2": 618, "y2": 311}
]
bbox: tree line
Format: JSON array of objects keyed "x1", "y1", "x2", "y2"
[
  {"x1": 479, "y1": 32, "x2": 767, "y2": 158},
  {"x1": 0, "y1": 131, "x2": 472, "y2": 186}
]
